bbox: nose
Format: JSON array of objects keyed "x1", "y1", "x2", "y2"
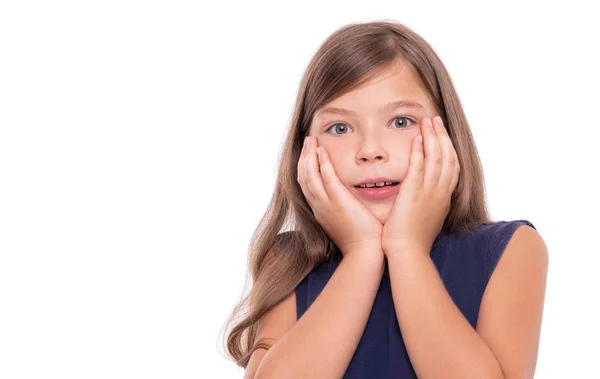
[{"x1": 355, "y1": 137, "x2": 389, "y2": 165}]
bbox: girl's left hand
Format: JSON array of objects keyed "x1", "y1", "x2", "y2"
[{"x1": 381, "y1": 116, "x2": 460, "y2": 257}]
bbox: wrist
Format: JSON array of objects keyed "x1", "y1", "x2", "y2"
[
  {"x1": 343, "y1": 246, "x2": 385, "y2": 271},
  {"x1": 384, "y1": 244, "x2": 431, "y2": 260}
]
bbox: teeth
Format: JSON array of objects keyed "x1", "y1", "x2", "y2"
[{"x1": 358, "y1": 181, "x2": 394, "y2": 188}]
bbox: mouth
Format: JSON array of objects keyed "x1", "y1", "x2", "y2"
[
  {"x1": 353, "y1": 182, "x2": 400, "y2": 200},
  {"x1": 354, "y1": 182, "x2": 400, "y2": 189}
]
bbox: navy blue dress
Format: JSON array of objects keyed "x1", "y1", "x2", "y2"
[{"x1": 295, "y1": 219, "x2": 536, "y2": 378}]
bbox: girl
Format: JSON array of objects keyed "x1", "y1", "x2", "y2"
[{"x1": 222, "y1": 20, "x2": 548, "y2": 379}]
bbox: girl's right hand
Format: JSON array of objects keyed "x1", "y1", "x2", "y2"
[{"x1": 297, "y1": 136, "x2": 384, "y2": 260}]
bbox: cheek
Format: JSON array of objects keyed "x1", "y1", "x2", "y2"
[
  {"x1": 388, "y1": 140, "x2": 416, "y2": 175},
  {"x1": 321, "y1": 146, "x2": 350, "y2": 178},
  {"x1": 319, "y1": 136, "x2": 415, "y2": 183}
]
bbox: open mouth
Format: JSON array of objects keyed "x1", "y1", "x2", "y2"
[
  {"x1": 354, "y1": 182, "x2": 399, "y2": 189},
  {"x1": 353, "y1": 182, "x2": 400, "y2": 200}
]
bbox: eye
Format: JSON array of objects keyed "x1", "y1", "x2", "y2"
[
  {"x1": 326, "y1": 123, "x2": 353, "y2": 135},
  {"x1": 325, "y1": 116, "x2": 415, "y2": 135},
  {"x1": 391, "y1": 116, "x2": 415, "y2": 129}
]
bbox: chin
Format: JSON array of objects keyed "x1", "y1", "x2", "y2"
[
  {"x1": 374, "y1": 211, "x2": 390, "y2": 224},
  {"x1": 366, "y1": 203, "x2": 392, "y2": 224}
]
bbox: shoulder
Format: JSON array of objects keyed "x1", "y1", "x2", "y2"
[
  {"x1": 488, "y1": 220, "x2": 548, "y2": 277},
  {"x1": 478, "y1": 220, "x2": 544, "y2": 278},
  {"x1": 472, "y1": 219, "x2": 537, "y2": 244}
]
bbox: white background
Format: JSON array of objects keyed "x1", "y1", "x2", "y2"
[{"x1": 1, "y1": 1, "x2": 598, "y2": 378}]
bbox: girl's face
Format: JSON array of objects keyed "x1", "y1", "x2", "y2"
[{"x1": 308, "y1": 61, "x2": 440, "y2": 224}]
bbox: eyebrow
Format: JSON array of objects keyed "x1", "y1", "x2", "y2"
[{"x1": 316, "y1": 99, "x2": 425, "y2": 117}]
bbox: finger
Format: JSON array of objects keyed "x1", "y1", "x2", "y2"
[
  {"x1": 405, "y1": 131, "x2": 425, "y2": 191},
  {"x1": 297, "y1": 136, "x2": 316, "y2": 204},
  {"x1": 450, "y1": 161, "x2": 460, "y2": 194},
  {"x1": 448, "y1": 147, "x2": 460, "y2": 193},
  {"x1": 423, "y1": 117, "x2": 442, "y2": 192},
  {"x1": 305, "y1": 137, "x2": 329, "y2": 202},
  {"x1": 432, "y1": 116, "x2": 454, "y2": 192},
  {"x1": 432, "y1": 117, "x2": 461, "y2": 194},
  {"x1": 316, "y1": 146, "x2": 349, "y2": 204}
]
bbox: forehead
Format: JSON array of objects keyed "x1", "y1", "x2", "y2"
[{"x1": 313, "y1": 62, "x2": 433, "y2": 119}]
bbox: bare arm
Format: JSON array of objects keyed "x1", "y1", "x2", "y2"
[
  {"x1": 252, "y1": 251, "x2": 384, "y2": 379},
  {"x1": 385, "y1": 226, "x2": 548, "y2": 379}
]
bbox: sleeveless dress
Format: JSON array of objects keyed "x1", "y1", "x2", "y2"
[{"x1": 295, "y1": 219, "x2": 536, "y2": 378}]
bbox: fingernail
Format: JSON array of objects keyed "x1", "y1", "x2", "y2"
[{"x1": 304, "y1": 137, "x2": 308, "y2": 147}]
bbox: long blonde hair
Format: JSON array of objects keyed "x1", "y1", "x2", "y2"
[{"x1": 220, "y1": 19, "x2": 493, "y2": 368}]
